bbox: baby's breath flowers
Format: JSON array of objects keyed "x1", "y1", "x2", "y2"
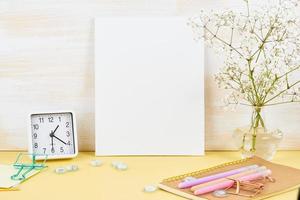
[{"x1": 190, "y1": 0, "x2": 300, "y2": 151}]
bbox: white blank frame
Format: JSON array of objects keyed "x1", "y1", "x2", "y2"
[{"x1": 95, "y1": 16, "x2": 204, "y2": 155}]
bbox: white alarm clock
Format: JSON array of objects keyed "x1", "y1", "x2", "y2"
[{"x1": 28, "y1": 111, "x2": 78, "y2": 160}]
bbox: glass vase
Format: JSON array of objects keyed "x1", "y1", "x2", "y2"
[{"x1": 233, "y1": 106, "x2": 283, "y2": 160}]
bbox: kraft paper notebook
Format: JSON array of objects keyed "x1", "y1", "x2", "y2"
[{"x1": 158, "y1": 156, "x2": 300, "y2": 200}]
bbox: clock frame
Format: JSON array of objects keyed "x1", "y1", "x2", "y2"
[{"x1": 28, "y1": 111, "x2": 78, "y2": 160}]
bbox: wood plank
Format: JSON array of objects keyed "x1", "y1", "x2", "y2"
[{"x1": 0, "y1": 0, "x2": 299, "y2": 150}]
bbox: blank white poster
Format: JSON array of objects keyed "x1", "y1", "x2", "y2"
[{"x1": 95, "y1": 17, "x2": 204, "y2": 155}]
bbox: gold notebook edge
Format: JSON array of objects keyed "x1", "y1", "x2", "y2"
[{"x1": 162, "y1": 157, "x2": 251, "y2": 182}]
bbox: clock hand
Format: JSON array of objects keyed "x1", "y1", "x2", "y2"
[
  {"x1": 50, "y1": 125, "x2": 67, "y2": 145},
  {"x1": 51, "y1": 137, "x2": 53, "y2": 146},
  {"x1": 51, "y1": 136, "x2": 54, "y2": 151},
  {"x1": 49, "y1": 125, "x2": 59, "y2": 138},
  {"x1": 52, "y1": 125, "x2": 59, "y2": 135},
  {"x1": 52, "y1": 135, "x2": 67, "y2": 145},
  {"x1": 49, "y1": 130, "x2": 55, "y2": 151}
]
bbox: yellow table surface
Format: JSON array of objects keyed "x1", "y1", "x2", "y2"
[{"x1": 0, "y1": 151, "x2": 299, "y2": 200}]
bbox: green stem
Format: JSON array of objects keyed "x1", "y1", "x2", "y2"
[
  {"x1": 250, "y1": 107, "x2": 265, "y2": 152},
  {"x1": 265, "y1": 80, "x2": 300, "y2": 104},
  {"x1": 265, "y1": 100, "x2": 300, "y2": 106},
  {"x1": 247, "y1": 59, "x2": 261, "y2": 105}
]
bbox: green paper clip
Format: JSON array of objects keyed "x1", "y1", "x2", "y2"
[{"x1": 11, "y1": 153, "x2": 47, "y2": 181}]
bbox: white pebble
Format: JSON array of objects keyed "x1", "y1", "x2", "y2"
[
  {"x1": 116, "y1": 163, "x2": 128, "y2": 171},
  {"x1": 90, "y1": 160, "x2": 103, "y2": 167},
  {"x1": 213, "y1": 190, "x2": 228, "y2": 198},
  {"x1": 144, "y1": 185, "x2": 157, "y2": 193},
  {"x1": 111, "y1": 161, "x2": 122, "y2": 168},
  {"x1": 55, "y1": 167, "x2": 66, "y2": 174},
  {"x1": 66, "y1": 165, "x2": 78, "y2": 172}
]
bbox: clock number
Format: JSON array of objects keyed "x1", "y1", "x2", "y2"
[
  {"x1": 33, "y1": 124, "x2": 39, "y2": 130},
  {"x1": 59, "y1": 117, "x2": 61, "y2": 122},
  {"x1": 43, "y1": 148, "x2": 46, "y2": 154},
  {"x1": 60, "y1": 147, "x2": 64, "y2": 153},
  {"x1": 48, "y1": 117, "x2": 54, "y2": 123},
  {"x1": 66, "y1": 122, "x2": 70, "y2": 128},
  {"x1": 39, "y1": 117, "x2": 44, "y2": 123},
  {"x1": 66, "y1": 131, "x2": 70, "y2": 137},
  {"x1": 67, "y1": 141, "x2": 71, "y2": 145},
  {"x1": 51, "y1": 148, "x2": 55, "y2": 153},
  {"x1": 33, "y1": 133, "x2": 38, "y2": 139},
  {"x1": 34, "y1": 143, "x2": 38, "y2": 148}
]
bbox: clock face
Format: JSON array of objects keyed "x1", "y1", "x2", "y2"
[{"x1": 30, "y1": 112, "x2": 76, "y2": 157}]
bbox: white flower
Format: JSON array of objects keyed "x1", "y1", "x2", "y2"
[{"x1": 190, "y1": 0, "x2": 300, "y2": 106}]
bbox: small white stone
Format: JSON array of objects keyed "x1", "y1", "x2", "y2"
[
  {"x1": 212, "y1": 190, "x2": 228, "y2": 198},
  {"x1": 111, "y1": 161, "x2": 122, "y2": 168},
  {"x1": 115, "y1": 163, "x2": 128, "y2": 171},
  {"x1": 65, "y1": 165, "x2": 73, "y2": 172},
  {"x1": 183, "y1": 176, "x2": 197, "y2": 182},
  {"x1": 55, "y1": 167, "x2": 66, "y2": 174},
  {"x1": 90, "y1": 160, "x2": 102, "y2": 167},
  {"x1": 66, "y1": 165, "x2": 78, "y2": 172},
  {"x1": 144, "y1": 185, "x2": 157, "y2": 193}
]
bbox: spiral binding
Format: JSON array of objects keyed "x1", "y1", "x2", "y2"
[{"x1": 163, "y1": 157, "x2": 252, "y2": 182}]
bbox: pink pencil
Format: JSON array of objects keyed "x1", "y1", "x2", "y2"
[
  {"x1": 191, "y1": 166, "x2": 267, "y2": 192},
  {"x1": 178, "y1": 164, "x2": 258, "y2": 189},
  {"x1": 194, "y1": 169, "x2": 272, "y2": 195}
]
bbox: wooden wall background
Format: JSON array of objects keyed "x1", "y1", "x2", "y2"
[{"x1": 0, "y1": 0, "x2": 299, "y2": 151}]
